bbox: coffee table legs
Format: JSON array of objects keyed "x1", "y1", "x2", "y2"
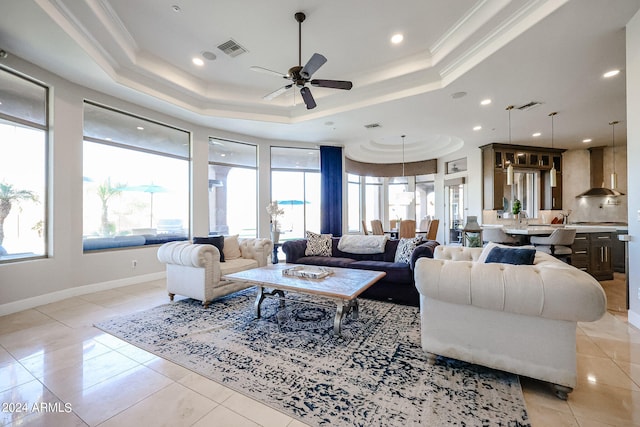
[
  {"x1": 254, "y1": 286, "x2": 285, "y2": 318},
  {"x1": 333, "y1": 299, "x2": 358, "y2": 336},
  {"x1": 255, "y1": 286, "x2": 358, "y2": 337}
]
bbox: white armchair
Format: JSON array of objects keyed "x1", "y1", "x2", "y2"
[{"x1": 157, "y1": 238, "x2": 273, "y2": 307}]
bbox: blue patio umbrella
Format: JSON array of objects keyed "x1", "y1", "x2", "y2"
[
  {"x1": 122, "y1": 184, "x2": 167, "y2": 227},
  {"x1": 276, "y1": 200, "x2": 309, "y2": 206}
]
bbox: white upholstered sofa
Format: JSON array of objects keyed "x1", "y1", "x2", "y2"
[
  {"x1": 157, "y1": 237, "x2": 272, "y2": 308},
  {"x1": 414, "y1": 245, "x2": 607, "y2": 399}
]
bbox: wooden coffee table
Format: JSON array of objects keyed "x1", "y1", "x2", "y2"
[{"x1": 223, "y1": 264, "x2": 386, "y2": 336}]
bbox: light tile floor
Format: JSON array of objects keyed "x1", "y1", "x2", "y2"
[{"x1": 0, "y1": 275, "x2": 638, "y2": 426}]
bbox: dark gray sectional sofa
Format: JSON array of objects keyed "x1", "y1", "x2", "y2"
[{"x1": 282, "y1": 237, "x2": 439, "y2": 306}]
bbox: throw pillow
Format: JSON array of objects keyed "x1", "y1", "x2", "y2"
[
  {"x1": 477, "y1": 241, "x2": 535, "y2": 263},
  {"x1": 223, "y1": 234, "x2": 242, "y2": 260},
  {"x1": 394, "y1": 237, "x2": 422, "y2": 264},
  {"x1": 485, "y1": 246, "x2": 536, "y2": 265},
  {"x1": 193, "y1": 236, "x2": 225, "y2": 262},
  {"x1": 305, "y1": 231, "x2": 333, "y2": 256}
]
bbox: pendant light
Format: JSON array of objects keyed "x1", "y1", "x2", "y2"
[
  {"x1": 396, "y1": 134, "x2": 414, "y2": 205},
  {"x1": 549, "y1": 112, "x2": 557, "y2": 188},
  {"x1": 506, "y1": 106, "x2": 514, "y2": 185},
  {"x1": 610, "y1": 120, "x2": 619, "y2": 189}
]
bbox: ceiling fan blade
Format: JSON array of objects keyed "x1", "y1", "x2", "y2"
[
  {"x1": 263, "y1": 84, "x2": 293, "y2": 101},
  {"x1": 250, "y1": 66, "x2": 289, "y2": 79},
  {"x1": 300, "y1": 53, "x2": 327, "y2": 79},
  {"x1": 310, "y1": 79, "x2": 353, "y2": 90},
  {"x1": 300, "y1": 87, "x2": 316, "y2": 109}
]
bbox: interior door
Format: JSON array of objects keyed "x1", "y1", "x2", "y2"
[{"x1": 445, "y1": 179, "x2": 465, "y2": 245}]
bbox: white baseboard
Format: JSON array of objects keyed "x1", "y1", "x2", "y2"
[
  {"x1": 0, "y1": 272, "x2": 166, "y2": 317},
  {"x1": 628, "y1": 309, "x2": 640, "y2": 330}
]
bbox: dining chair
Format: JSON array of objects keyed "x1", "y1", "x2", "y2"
[
  {"x1": 370, "y1": 219, "x2": 384, "y2": 235},
  {"x1": 399, "y1": 219, "x2": 416, "y2": 239},
  {"x1": 530, "y1": 228, "x2": 577, "y2": 263},
  {"x1": 426, "y1": 219, "x2": 439, "y2": 241},
  {"x1": 389, "y1": 219, "x2": 398, "y2": 231},
  {"x1": 362, "y1": 220, "x2": 370, "y2": 235},
  {"x1": 482, "y1": 227, "x2": 520, "y2": 246}
]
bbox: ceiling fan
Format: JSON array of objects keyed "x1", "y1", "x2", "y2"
[{"x1": 250, "y1": 12, "x2": 353, "y2": 110}]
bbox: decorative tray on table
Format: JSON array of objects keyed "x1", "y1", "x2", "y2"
[{"x1": 282, "y1": 266, "x2": 334, "y2": 279}]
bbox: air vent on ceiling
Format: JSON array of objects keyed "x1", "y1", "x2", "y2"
[
  {"x1": 364, "y1": 123, "x2": 382, "y2": 129},
  {"x1": 516, "y1": 101, "x2": 542, "y2": 111},
  {"x1": 217, "y1": 39, "x2": 248, "y2": 57}
]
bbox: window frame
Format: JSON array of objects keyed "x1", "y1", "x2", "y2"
[
  {"x1": 82, "y1": 101, "x2": 191, "y2": 251},
  {"x1": 0, "y1": 67, "x2": 49, "y2": 263}
]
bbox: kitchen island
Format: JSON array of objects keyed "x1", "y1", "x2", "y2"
[{"x1": 487, "y1": 223, "x2": 628, "y2": 280}]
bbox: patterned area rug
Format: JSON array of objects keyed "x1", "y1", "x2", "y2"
[{"x1": 95, "y1": 289, "x2": 530, "y2": 426}]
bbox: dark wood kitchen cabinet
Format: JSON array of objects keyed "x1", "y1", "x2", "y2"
[
  {"x1": 612, "y1": 230, "x2": 628, "y2": 273},
  {"x1": 480, "y1": 143, "x2": 565, "y2": 211},
  {"x1": 570, "y1": 232, "x2": 614, "y2": 280}
]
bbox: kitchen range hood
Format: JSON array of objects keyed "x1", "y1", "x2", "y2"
[{"x1": 577, "y1": 147, "x2": 624, "y2": 197}]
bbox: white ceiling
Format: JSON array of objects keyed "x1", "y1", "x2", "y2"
[{"x1": 1, "y1": 0, "x2": 639, "y2": 163}]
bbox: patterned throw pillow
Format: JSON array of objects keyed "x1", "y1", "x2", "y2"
[
  {"x1": 394, "y1": 237, "x2": 422, "y2": 264},
  {"x1": 305, "y1": 231, "x2": 333, "y2": 256}
]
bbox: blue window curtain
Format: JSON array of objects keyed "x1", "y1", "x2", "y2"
[{"x1": 320, "y1": 146, "x2": 343, "y2": 236}]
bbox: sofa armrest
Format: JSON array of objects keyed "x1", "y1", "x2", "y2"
[
  {"x1": 410, "y1": 240, "x2": 439, "y2": 270},
  {"x1": 157, "y1": 241, "x2": 219, "y2": 267},
  {"x1": 239, "y1": 238, "x2": 273, "y2": 267},
  {"x1": 282, "y1": 239, "x2": 308, "y2": 263}
]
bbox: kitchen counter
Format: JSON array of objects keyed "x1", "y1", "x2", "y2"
[{"x1": 500, "y1": 224, "x2": 628, "y2": 235}]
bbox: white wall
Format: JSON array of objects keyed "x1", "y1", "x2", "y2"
[
  {"x1": 626, "y1": 10, "x2": 640, "y2": 329},
  {"x1": 0, "y1": 54, "x2": 318, "y2": 315},
  {"x1": 562, "y1": 148, "x2": 628, "y2": 224}
]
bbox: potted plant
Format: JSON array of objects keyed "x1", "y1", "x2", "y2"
[
  {"x1": 266, "y1": 201, "x2": 284, "y2": 243},
  {"x1": 511, "y1": 199, "x2": 521, "y2": 216}
]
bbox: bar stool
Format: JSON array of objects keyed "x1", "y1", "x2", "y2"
[{"x1": 530, "y1": 228, "x2": 577, "y2": 263}]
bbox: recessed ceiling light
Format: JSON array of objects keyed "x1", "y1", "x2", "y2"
[
  {"x1": 220, "y1": 153, "x2": 226, "y2": 157},
  {"x1": 603, "y1": 69, "x2": 620, "y2": 78},
  {"x1": 473, "y1": 126, "x2": 482, "y2": 131},
  {"x1": 480, "y1": 99, "x2": 492, "y2": 106},
  {"x1": 136, "y1": 126, "x2": 144, "y2": 130},
  {"x1": 192, "y1": 57, "x2": 204, "y2": 66},
  {"x1": 391, "y1": 33, "x2": 404, "y2": 44},
  {"x1": 532, "y1": 132, "x2": 541, "y2": 137},
  {"x1": 202, "y1": 51, "x2": 217, "y2": 61},
  {"x1": 582, "y1": 138, "x2": 592, "y2": 143}
]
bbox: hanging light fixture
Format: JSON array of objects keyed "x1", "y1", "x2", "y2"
[
  {"x1": 395, "y1": 134, "x2": 415, "y2": 205},
  {"x1": 549, "y1": 112, "x2": 557, "y2": 188},
  {"x1": 506, "y1": 106, "x2": 514, "y2": 185},
  {"x1": 610, "y1": 120, "x2": 619, "y2": 189}
]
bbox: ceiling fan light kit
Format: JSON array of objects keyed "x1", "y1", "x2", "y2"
[{"x1": 251, "y1": 11, "x2": 353, "y2": 109}]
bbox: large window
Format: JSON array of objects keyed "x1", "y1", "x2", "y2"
[
  {"x1": 347, "y1": 174, "x2": 361, "y2": 233},
  {"x1": 271, "y1": 147, "x2": 320, "y2": 240},
  {"x1": 415, "y1": 174, "x2": 435, "y2": 225},
  {"x1": 209, "y1": 138, "x2": 257, "y2": 237},
  {"x1": 365, "y1": 177, "x2": 383, "y2": 228},
  {"x1": 388, "y1": 176, "x2": 411, "y2": 223},
  {"x1": 0, "y1": 68, "x2": 48, "y2": 262},
  {"x1": 82, "y1": 102, "x2": 190, "y2": 251}
]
